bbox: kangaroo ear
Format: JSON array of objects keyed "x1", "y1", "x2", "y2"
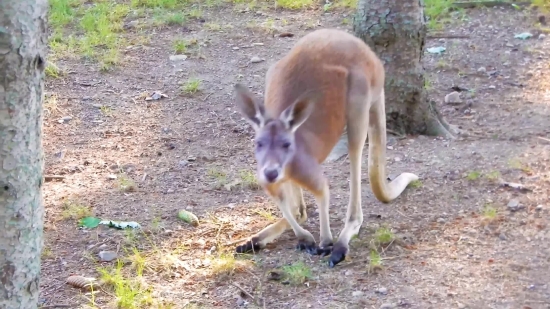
[
  {"x1": 234, "y1": 84, "x2": 266, "y2": 130},
  {"x1": 279, "y1": 92, "x2": 318, "y2": 132}
]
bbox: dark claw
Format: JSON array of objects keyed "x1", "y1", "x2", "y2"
[
  {"x1": 295, "y1": 239, "x2": 317, "y2": 254},
  {"x1": 296, "y1": 239, "x2": 333, "y2": 256},
  {"x1": 315, "y1": 246, "x2": 333, "y2": 257},
  {"x1": 328, "y1": 244, "x2": 348, "y2": 268},
  {"x1": 235, "y1": 237, "x2": 261, "y2": 254}
]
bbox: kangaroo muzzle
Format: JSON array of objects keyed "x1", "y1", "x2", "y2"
[{"x1": 261, "y1": 164, "x2": 282, "y2": 183}]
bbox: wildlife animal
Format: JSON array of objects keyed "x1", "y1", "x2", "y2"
[{"x1": 233, "y1": 28, "x2": 419, "y2": 268}]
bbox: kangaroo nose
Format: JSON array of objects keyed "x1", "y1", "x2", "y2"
[{"x1": 264, "y1": 169, "x2": 279, "y2": 182}]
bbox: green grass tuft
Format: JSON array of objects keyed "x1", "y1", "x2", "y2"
[
  {"x1": 282, "y1": 261, "x2": 312, "y2": 285},
  {"x1": 276, "y1": 0, "x2": 314, "y2": 9}
]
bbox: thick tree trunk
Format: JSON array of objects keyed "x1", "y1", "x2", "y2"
[
  {"x1": 353, "y1": 0, "x2": 457, "y2": 137},
  {"x1": 0, "y1": 0, "x2": 48, "y2": 308}
]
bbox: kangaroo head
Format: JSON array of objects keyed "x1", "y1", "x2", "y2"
[{"x1": 233, "y1": 83, "x2": 315, "y2": 185}]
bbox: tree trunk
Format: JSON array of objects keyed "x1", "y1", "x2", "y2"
[
  {"x1": 353, "y1": 0, "x2": 457, "y2": 137},
  {"x1": 0, "y1": 0, "x2": 48, "y2": 308}
]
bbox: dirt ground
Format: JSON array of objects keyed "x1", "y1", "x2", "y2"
[{"x1": 40, "y1": 1, "x2": 550, "y2": 309}]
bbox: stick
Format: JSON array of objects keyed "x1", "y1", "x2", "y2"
[
  {"x1": 141, "y1": 172, "x2": 147, "y2": 182},
  {"x1": 232, "y1": 282, "x2": 255, "y2": 300},
  {"x1": 44, "y1": 175, "x2": 65, "y2": 181},
  {"x1": 537, "y1": 136, "x2": 550, "y2": 143},
  {"x1": 427, "y1": 34, "x2": 470, "y2": 39},
  {"x1": 278, "y1": 287, "x2": 311, "y2": 302},
  {"x1": 452, "y1": 1, "x2": 530, "y2": 8},
  {"x1": 202, "y1": 92, "x2": 214, "y2": 101},
  {"x1": 39, "y1": 305, "x2": 72, "y2": 309},
  {"x1": 225, "y1": 237, "x2": 249, "y2": 247}
]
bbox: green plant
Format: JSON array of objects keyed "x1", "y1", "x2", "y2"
[
  {"x1": 485, "y1": 170, "x2": 501, "y2": 182},
  {"x1": 282, "y1": 261, "x2": 312, "y2": 285},
  {"x1": 45, "y1": 61, "x2": 62, "y2": 78},
  {"x1": 239, "y1": 169, "x2": 260, "y2": 190},
  {"x1": 374, "y1": 226, "x2": 395, "y2": 246},
  {"x1": 118, "y1": 174, "x2": 137, "y2": 192},
  {"x1": 210, "y1": 252, "x2": 253, "y2": 276},
  {"x1": 61, "y1": 200, "x2": 92, "y2": 221},
  {"x1": 275, "y1": 0, "x2": 314, "y2": 9},
  {"x1": 424, "y1": 0, "x2": 453, "y2": 29},
  {"x1": 181, "y1": 78, "x2": 201, "y2": 94},
  {"x1": 532, "y1": 0, "x2": 550, "y2": 12},
  {"x1": 481, "y1": 204, "x2": 498, "y2": 220},
  {"x1": 173, "y1": 39, "x2": 188, "y2": 54},
  {"x1": 253, "y1": 209, "x2": 276, "y2": 222},
  {"x1": 367, "y1": 249, "x2": 383, "y2": 273},
  {"x1": 408, "y1": 179, "x2": 423, "y2": 189},
  {"x1": 100, "y1": 105, "x2": 113, "y2": 116},
  {"x1": 98, "y1": 260, "x2": 154, "y2": 309},
  {"x1": 466, "y1": 171, "x2": 481, "y2": 181}
]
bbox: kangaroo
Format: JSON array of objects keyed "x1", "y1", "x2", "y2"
[{"x1": 233, "y1": 28, "x2": 419, "y2": 268}]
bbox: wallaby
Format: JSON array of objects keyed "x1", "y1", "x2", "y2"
[{"x1": 233, "y1": 28, "x2": 419, "y2": 267}]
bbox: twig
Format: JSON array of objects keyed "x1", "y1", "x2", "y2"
[
  {"x1": 427, "y1": 34, "x2": 470, "y2": 39},
  {"x1": 44, "y1": 175, "x2": 65, "y2": 181},
  {"x1": 225, "y1": 237, "x2": 249, "y2": 247},
  {"x1": 278, "y1": 287, "x2": 311, "y2": 302},
  {"x1": 452, "y1": 1, "x2": 530, "y2": 8},
  {"x1": 386, "y1": 129, "x2": 405, "y2": 138},
  {"x1": 232, "y1": 282, "x2": 255, "y2": 300},
  {"x1": 202, "y1": 92, "x2": 214, "y2": 101},
  {"x1": 537, "y1": 136, "x2": 550, "y2": 143},
  {"x1": 338, "y1": 255, "x2": 406, "y2": 269},
  {"x1": 141, "y1": 172, "x2": 147, "y2": 182},
  {"x1": 39, "y1": 305, "x2": 72, "y2": 309}
]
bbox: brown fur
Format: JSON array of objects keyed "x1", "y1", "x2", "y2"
[{"x1": 233, "y1": 28, "x2": 419, "y2": 267}]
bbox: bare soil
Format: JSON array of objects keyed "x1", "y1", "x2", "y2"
[{"x1": 40, "y1": 2, "x2": 550, "y2": 309}]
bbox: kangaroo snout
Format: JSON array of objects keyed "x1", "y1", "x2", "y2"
[{"x1": 263, "y1": 168, "x2": 280, "y2": 183}]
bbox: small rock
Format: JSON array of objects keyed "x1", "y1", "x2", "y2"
[
  {"x1": 514, "y1": 32, "x2": 533, "y2": 40},
  {"x1": 352, "y1": 290, "x2": 364, "y2": 297},
  {"x1": 107, "y1": 174, "x2": 117, "y2": 180},
  {"x1": 232, "y1": 46, "x2": 240, "y2": 50},
  {"x1": 82, "y1": 96, "x2": 92, "y2": 101},
  {"x1": 394, "y1": 157, "x2": 401, "y2": 162},
  {"x1": 250, "y1": 56, "x2": 264, "y2": 63},
  {"x1": 427, "y1": 46, "x2": 446, "y2": 54},
  {"x1": 477, "y1": 67, "x2": 486, "y2": 73},
  {"x1": 539, "y1": 33, "x2": 546, "y2": 40},
  {"x1": 169, "y1": 55, "x2": 188, "y2": 61},
  {"x1": 178, "y1": 160, "x2": 189, "y2": 167},
  {"x1": 376, "y1": 287, "x2": 388, "y2": 295},
  {"x1": 488, "y1": 85, "x2": 496, "y2": 89},
  {"x1": 251, "y1": 42, "x2": 264, "y2": 46},
  {"x1": 236, "y1": 296, "x2": 245, "y2": 306},
  {"x1": 98, "y1": 250, "x2": 117, "y2": 262},
  {"x1": 57, "y1": 116, "x2": 73, "y2": 124},
  {"x1": 380, "y1": 303, "x2": 396, "y2": 309},
  {"x1": 444, "y1": 91, "x2": 462, "y2": 104},
  {"x1": 507, "y1": 199, "x2": 524, "y2": 212},
  {"x1": 124, "y1": 20, "x2": 139, "y2": 29},
  {"x1": 535, "y1": 205, "x2": 543, "y2": 211},
  {"x1": 437, "y1": 218, "x2": 446, "y2": 224},
  {"x1": 499, "y1": 233, "x2": 507, "y2": 241}
]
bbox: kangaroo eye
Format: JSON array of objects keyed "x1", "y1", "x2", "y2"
[
  {"x1": 282, "y1": 142, "x2": 291, "y2": 149},
  {"x1": 256, "y1": 141, "x2": 264, "y2": 148}
]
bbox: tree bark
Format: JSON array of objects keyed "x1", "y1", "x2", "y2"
[
  {"x1": 0, "y1": 0, "x2": 48, "y2": 308},
  {"x1": 353, "y1": 0, "x2": 457, "y2": 137}
]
